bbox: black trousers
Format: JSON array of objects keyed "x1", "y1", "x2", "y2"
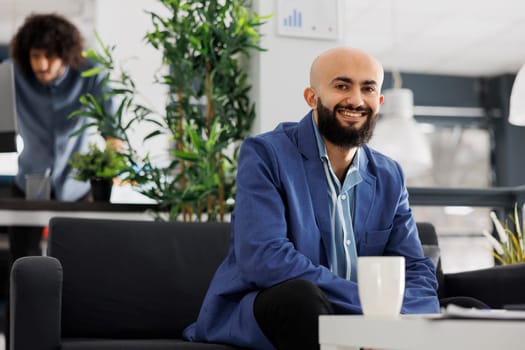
[{"x1": 254, "y1": 279, "x2": 334, "y2": 350}]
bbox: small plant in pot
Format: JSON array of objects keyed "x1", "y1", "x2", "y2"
[
  {"x1": 483, "y1": 204, "x2": 525, "y2": 264},
  {"x1": 70, "y1": 140, "x2": 127, "y2": 201}
]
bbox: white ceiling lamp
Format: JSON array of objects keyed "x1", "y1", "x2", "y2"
[
  {"x1": 368, "y1": 0, "x2": 433, "y2": 179},
  {"x1": 508, "y1": 63, "x2": 525, "y2": 126},
  {"x1": 370, "y1": 71, "x2": 433, "y2": 178}
]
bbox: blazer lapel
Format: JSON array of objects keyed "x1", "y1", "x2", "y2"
[
  {"x1": 297, "y1": 113, "x2": 333, "y2": 262},
  {"x1": 353, "y1": 149, "x2": 376, "y2": 247}
]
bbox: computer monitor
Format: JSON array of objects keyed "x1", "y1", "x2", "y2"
[{"x1": 0, "y1": 61, "x2": 17, "y2": 152}]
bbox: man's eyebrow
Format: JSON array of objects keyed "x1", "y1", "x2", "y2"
[
  {"x1": 332, "y1": 76, "x2": 353, "y2": 84},
  {"x1": 332, "y1": 76, "x2": 378, "y2": 86},
  {"x1": 362, "y1": 79, "x2": 379, "y2": 86}
]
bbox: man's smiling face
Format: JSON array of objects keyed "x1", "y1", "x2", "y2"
[{"x1": 304, "y1": 47, "x2": 385, "y2": 149}]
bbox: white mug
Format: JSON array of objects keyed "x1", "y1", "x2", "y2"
[{"x1": 357, "y1": 256, "x2": 405, "y2": 317}]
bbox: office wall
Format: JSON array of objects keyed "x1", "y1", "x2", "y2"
[
  {"x1": 484, "y1": 74, "x2": 525, "y2": 187},
  {"x1": 250, "y1": 0, "x2": 344, "y2": 134},
  {"x1": 94, "y1": 0, "x2": 170, "y2": 160}
]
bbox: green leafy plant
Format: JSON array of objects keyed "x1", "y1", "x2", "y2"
[
  {"x1": 482, "y1": 204, "x2": 525, "y2": 265},
  {"x1": 70, "y1": 141, "x2": 128, "y2": 181},
  {"x1": 130, "y1": 0, "x2": 270, "y2": 222},
  {"x1": 70, "y1": 0, "x2": 270, "y2": 222},
  {"x1": 69, "y1": 31, "x2": 153, "y2": 148}
]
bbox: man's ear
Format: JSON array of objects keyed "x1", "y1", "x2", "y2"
[
  {"x1": 376, "y1": 94, "x2": 385, "y2": 115},
  {"x1": 304, "y1": 87, "x2": 317, "y2": 108}
]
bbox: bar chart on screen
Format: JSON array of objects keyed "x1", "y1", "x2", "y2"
[
  {"x1": 282, "y1": 9, "x2": 302, "y2": 28},
  {"x1": 276, "y1": 0, "x2": 339, "y2": 40}
]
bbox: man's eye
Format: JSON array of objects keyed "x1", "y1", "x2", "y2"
[
  {"x1": 363, "y1": 86, "x2": 376, "y2": 93},
  {"x1": 336, "y1": 84, "x2": 348, "y2": 90}
]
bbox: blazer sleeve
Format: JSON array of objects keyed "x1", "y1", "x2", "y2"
[{"x1": 383, "y1": 162, "x2": 440, "y2": 314}]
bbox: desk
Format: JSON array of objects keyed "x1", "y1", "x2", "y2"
[
  {"x1": 0, "y1": 198, "x2": 160, "y2": 226},
  {"x1": 319, "y1": 315, "x2": 524, "y2": 350}
]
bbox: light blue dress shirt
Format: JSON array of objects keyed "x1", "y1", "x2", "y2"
[
  {"x1": 13, "y1": 62, "x2": 113, "y2": 201},
  {"x1": 312, "y1": 116, "x2": 362, "y2": 281}
]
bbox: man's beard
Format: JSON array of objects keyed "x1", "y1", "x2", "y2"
[{"x1": 316, "y1": 98, "x2": 377, "y2": 149}]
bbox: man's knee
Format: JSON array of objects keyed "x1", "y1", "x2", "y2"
[
  {"x1": 280, "y1": 279, "x2": 332, "y2": 312},
  {"x1": 253, "y1": 279, "x2": 333, "y2": 349},
  {"x1": 254, "y1": 278, "x2": 334, "y2": 320}
]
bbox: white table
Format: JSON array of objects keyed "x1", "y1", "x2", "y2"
[{"x1": 319, "y1": 315, "x2": 525, "y2": 350}]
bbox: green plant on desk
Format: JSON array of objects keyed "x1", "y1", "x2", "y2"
[
  {"x1": 70, "y1": 141, "x2": 127, "y2": 182},
  {"x1": 483, "y1": 204, "x2": 525, "y2": 264}
]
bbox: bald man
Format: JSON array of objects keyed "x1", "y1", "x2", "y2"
[{"x1": 184, "y1": 47, "x2": 439, "y2": 349}]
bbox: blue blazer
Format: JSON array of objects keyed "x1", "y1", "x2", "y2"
[{"x1": 184, "y1": 112, "x2": 439, "y2": 349}]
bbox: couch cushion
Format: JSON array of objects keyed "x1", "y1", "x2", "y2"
[{"x1": 49, "y1": 218, "x2": 231, "y2": 339}]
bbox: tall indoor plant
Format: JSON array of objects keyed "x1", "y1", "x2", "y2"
[
  {"x1": 72, "y1": 0, "x2": 269, "y2": 222},
  {"x1": 128, "y1": 0, "x2": 269, "y2": 221}
]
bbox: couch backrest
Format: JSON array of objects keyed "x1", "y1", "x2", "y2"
[
  {"x1": 416, "y1": 222, "x2": 444, "y2": 292},
  {"x1": 48, "y1": 217, "x2": 231, "y2": 339}
]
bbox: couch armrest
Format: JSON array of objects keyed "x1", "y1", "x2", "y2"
[
  {"x1": 442, "y1": 262, "x2": 525, "y2": 309},
  {"x1": 10, "y1": 256, "x2": 62, "y2": 350}
]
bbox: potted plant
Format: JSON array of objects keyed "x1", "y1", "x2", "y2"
[
  {"x1": 71, "y1": 0, "x2": 270, "y2": 220},
  {"x1": 132, "y1": 0, "x2": 269, "y2": 222},
  {"x1": 482, "y1": 204, "x2": 525, "y2": 264},
  {"x1": 69, "y1": 140, "x2": 128, "y2": 201},
  {"x1": 68, "y1": 31, "x2": 154, "y2": 202}
]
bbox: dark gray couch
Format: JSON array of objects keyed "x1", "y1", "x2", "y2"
[
  {"x1": 11, "y1": 219, "x2": 525, "y2": 350},
  {"x1": 417, "y1": 221, "x2": 525, "y2": 309},
  {"x1": 10, "y1": 217, "x2": 239, "y2": 350}
]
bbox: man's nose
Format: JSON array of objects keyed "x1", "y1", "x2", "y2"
[
  {"x1": 35, "y1": 57, "x2": 49, "y2": 70},
  {"x1": 343, "y1": 90, "x2": 364, "y2": 108}
]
